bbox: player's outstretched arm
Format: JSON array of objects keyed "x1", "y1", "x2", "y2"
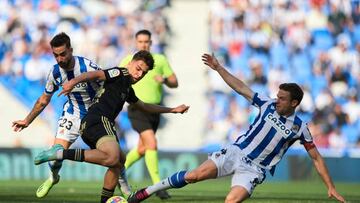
[
  {"x1": 12, "y1": 93, "x2": 52, "y2": 132},
  {"x1": 202, "y1": 53, "x2": 254, "y2": 101},
  {"x1": 58, "y1": 70, "x2": 106, "y2": 96},
  {"x1": 306, "y1": 146, "x2": 346, "y2": 203},
  {"x1": 133, "y1": 100, "x2": 189, "y2": 114}
]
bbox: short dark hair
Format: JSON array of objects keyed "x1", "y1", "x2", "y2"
[
  {"x1": 135, "y1": 29, "x2": 152, "y2": 38},
  {"x1": 50, "y1": 32, "x2": 71, "y2": 48},
  {"x1": 279, "y1": 83, "x2": 304, "y2": 106},
  {"x1": 132, "y1": 50, "x2": 154, "y2": 70}
]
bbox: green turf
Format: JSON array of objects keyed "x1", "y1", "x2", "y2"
[{"x1": 0, "y1": 179, "x2": 359, "y2": 203}]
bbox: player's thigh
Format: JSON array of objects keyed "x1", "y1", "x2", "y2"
[
  {"x1": 186, "y1": 160, "x2": 218, "y2": 183},
  {"x1": 231, "y1": 162, "x2": 265, "y2": 197},
  {"x1": 209, "y1": 145, "x2": 238, "y2": 178},
  {"x1": 97, "y1": 139, "x2": 121, "y2": 160},
  {"x1": 81, "y1": 116, "x2": 118, "y2": 149},
  {"x1": 55, "y1": 113, "x2": 81, "y2": 144},
  {"x1": 225, "y1": 186, "x2": 249, "y2": 203}
]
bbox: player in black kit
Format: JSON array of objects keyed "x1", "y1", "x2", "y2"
[{"x1": 34, "y1": 50, "x2": 189, "y2": 203}]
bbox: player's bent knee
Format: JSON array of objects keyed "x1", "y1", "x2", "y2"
[
  {"x1": 138, "y1": 149, "x2": 145, "y2": 155},
  {"x1": 225, "y1": 194, "x2": 245, "y2": 203},
  {"x1": 103, "y1": 154, "x2": 120, "y2": 167}
]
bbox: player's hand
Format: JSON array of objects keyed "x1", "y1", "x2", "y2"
[
  {"x1": 58, "y1": 80, "x2": 75, "y2": 97},
  {"x1": 328, "y1": 187, "x2": 345, "y2": 203},
  {"x1": 171, "y1": 104, "x2": 190, "y2": 114},
  {"x1": 12, "y1": 120, "x2": 29, "y2": 132},
  {"x1": 153, "y1": 75, "x2": 165, "y2": 83},
  {"x1": 202, "y1": 53, "x2": 221, "y2": 71}
]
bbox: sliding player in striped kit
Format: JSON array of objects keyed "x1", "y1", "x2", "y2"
[
  {"x1": 127, "y1": 53, "x2": 345, "y2": 203},
  {"x1": 12, "y1": 32, "x2": 103, "y2": 198}
]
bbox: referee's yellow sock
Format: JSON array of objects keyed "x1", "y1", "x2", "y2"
[
  {"x1": 125, "y1": 148, "x2": 141, "y2": 169},
  {"x1": 145, "y1": 149, "x2": 160, "y2": 184}
]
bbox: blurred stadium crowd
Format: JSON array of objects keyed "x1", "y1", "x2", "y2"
[
  {"x1": 0, "y1": 0, "x2": 171, "y2": 145},
  {"x1": 205, "y1": 0, "x2": 360, "y2": 149},
  {"x1": 1, "y1": 0, "x2": 360, "y2": 151}
]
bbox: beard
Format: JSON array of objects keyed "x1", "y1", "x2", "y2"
[{"x1": 58, "y1": 59, "x2": 72, "y2": 69}]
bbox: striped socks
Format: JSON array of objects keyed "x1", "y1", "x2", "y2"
[
  {"x1": 146, "y1": 171, "x2": 188, "y2": 195},
  {"x1": 101, "y1": 187, "x2": 114, "y2": 203},
  {"x1": 62, "y1": 149, "x2": 85, "y2": 162}
]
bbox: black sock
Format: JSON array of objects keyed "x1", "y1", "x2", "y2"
[
  {"x1": 101, "y1": 187, "x2": 114, "y2": 203},
  {"x1": 62, "y1": 149, "x2": 85, "y2": 162}
]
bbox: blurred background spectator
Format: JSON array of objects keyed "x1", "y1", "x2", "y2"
[
  {"x1": 0, "y1": 0, "x2": 171, "y2": 148},
  {"x1": 1, "y1": 0, "x2": 360, "y2": 151},
  {"x1": 205, "y1": 0, "x2": 360, "y2": 149}
]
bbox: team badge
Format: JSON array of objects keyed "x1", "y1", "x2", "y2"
[
  {"x1": 108, "y1": 69, "x2": 120, "y2": 78},
  {"x1": 89, "y1": 62, "x2": 99, "y2": 69},
  {"x1": 215, "y1": 153, "x2": 221, "y2": 158}
]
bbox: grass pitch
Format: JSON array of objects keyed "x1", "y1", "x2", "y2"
[{"x1": 0, "y1": 179, "x2": 359, "y2": 203}]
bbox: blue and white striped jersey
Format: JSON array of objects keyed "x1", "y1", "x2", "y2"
[
  {"x1": 234, "y1": 93, "x2": 313, "y2": 171},
  {"x1": 44, "y1": 56, "x2": 103, "y2": 119}
]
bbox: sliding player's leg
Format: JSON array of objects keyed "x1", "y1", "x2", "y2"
[{"x1": 127, "y1": 159, "x2": 218, "y2": 203}]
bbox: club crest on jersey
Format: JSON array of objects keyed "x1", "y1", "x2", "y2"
[
  {"x1": 108, "y1": 69, "x2": 120, "y2": 78},
  {"x1": 89, "y1": 62, "x2": 99, "y2": 69},
  {"x1": 265, "y1": 113, "x2": 292, "y2": 138}
]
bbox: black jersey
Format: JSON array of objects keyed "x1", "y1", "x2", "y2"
[{"x1": 87, "y1": 67, "x2": 139, "y2": 121}]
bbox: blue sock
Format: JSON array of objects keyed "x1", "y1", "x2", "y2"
[
  {"x1": 146, "y1": 171, "x2": 188, "y2": 195},
  {"x1": 168, "y1": 170, "x2": 188, "y2": 188}
]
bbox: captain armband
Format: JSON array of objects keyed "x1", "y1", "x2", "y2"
[{"x1": 303, "y1": 142, "x2": 316, "y2": 151}]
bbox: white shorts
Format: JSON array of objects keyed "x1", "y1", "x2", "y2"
[
  {"x1": 55, "y1": 112, "x2": 81, "y2": 143},
  {"x1": 209, "y1": 144, "x2": 266, "y2": 195}
]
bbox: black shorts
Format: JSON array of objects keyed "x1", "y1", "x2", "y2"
[
  {"x1": 80, "y1": 115, "x2": 118, "y2": 149},
  {"x1": 128, "y1": 105, "x2": 160, "y2": 133}
]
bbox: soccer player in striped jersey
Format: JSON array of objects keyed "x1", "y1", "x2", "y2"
[
  {"x1": 127, "y1": 53, "x2": 345, "y2": 203},
  {"x1": 12, "y1": 32, "x2": 103, "y2": 198},
  {"x1": 33, "y1": 50, "x2": 189, "y2": 203}
]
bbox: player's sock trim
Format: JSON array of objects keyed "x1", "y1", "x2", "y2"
[
  {"x1": 63, "y1": 149, "x2": 84, "y2": 162},
  {"x1": 101, "y1": 187, "x2": 114, "y2": 203}
]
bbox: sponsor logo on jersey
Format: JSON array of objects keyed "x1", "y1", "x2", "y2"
[
  {"x1": 108, "y1": 69, "x2": 120, "y2": 78},
  {"x1": 72, "y1": 82, "x2": 88, "y2": 91},
  {"x1": 265, "y1": 113, "x2": 292, "y2": 138}
]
